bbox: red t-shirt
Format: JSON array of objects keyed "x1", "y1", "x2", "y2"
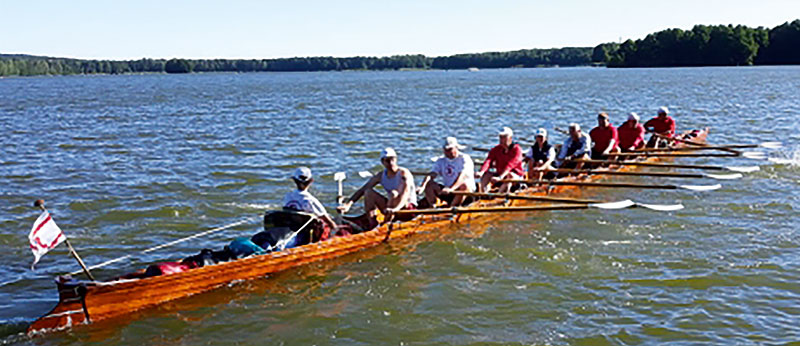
[
  {"x1": 618, "y1": 122, "x2": 646, "y2": 150},
  {"x1": 479, "y1": 143, "x2": 524, "y2": 177},
  {"x1": 589, "y1": 125, "x2": 619, "y2": 152},
  {"x1": 644, "y1": 116, "x2": 676, "y2": 137}
]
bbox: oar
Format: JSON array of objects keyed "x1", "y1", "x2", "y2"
[
  {"x1": 395, "y1": 199, "x2": 680, "y2": 216},
  {"x1": 499, "y1": 179, "x2": 722, "y2": 191},
  {"x1": 450, "y1": 191, "x2": 684, "y2": 211},
  {"x1": 609, "y1": 151, "x2": 766, "y2": 160},
  {"x1": 649, "y1": 132, "x2": 741, "y2": 154},
  {"x1": 574, "y1": 159, "x2": 760, "y2": 173},
  {"x1": 334, "y1": 172, "x2": 346, "y2": 205},
  {"x1": 543, "y1": 168, "x2": 742, "y2": 180},
  {"x1": 451, "y1": 191, "x2": 603, "y2": 204},
  {"x1": 635, "y1": 142, "x2": 782, "y2": 152}
]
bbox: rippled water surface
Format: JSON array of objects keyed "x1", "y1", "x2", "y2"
[{"x1": 1, "y1": 67, "x2": 799, "y2": 345}]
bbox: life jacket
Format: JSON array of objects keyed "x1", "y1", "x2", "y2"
[{"x1": 529, "y1": 142, "x2": 553, "y2": 163}]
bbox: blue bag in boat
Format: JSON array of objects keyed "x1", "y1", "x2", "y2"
[{"x1": 229, "y1": 237, "x2": 265, "y2": 257}]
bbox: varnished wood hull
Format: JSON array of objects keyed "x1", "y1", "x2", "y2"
[{"x1": 28, "y1": 129, "x2": 708, "y2": 335}]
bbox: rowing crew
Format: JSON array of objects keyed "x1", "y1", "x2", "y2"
[{"x1": 284, "y1": 107, "x2": 677, "y2": 233}]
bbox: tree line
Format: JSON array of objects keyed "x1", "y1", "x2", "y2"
[
  {"x1": 2, "y1": 19, "x2": 797, "y2": 76},
  {"x1": 0, "y1": 48, "x2": 592, "y2": 77},
  {"x1": 592, "y1": 19, "x2": 800, "y2": 67}
]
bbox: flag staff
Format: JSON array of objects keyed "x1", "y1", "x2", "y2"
[{"x1": 34, "y1": 199, "x2": 96, "y2": 281}]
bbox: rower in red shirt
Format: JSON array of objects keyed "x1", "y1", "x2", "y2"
[
  {"x1": 644, "y1": 106, "x2": 676, "y2": 147},
  {"x1": 618, "y1": 112, "x2": 646, "y2": 152},
  {"x1": 476, "y1": 127, "x2": 524, "y2": 193},
  {"x1": 589, "y1": 112, "x2": 619, "y2": 160}
]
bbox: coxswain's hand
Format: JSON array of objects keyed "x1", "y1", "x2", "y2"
[
  {"x1": 337, "y1": 201, "x2": 352, "y2": 214},
  {"x1": 475, "y1": 171, "x2": 483, "y2": 178},
  {"x1": 384, "y1": 207, "x2": 397, "y2": 222},
  {"x1": 441, "y1": 187, "x2": 452, "y2": 194},
  {"x1": 490, "y1": 176, "x2": 501, "y2": 184}
]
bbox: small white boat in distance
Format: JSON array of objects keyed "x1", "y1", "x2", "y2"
[{"x1": 467, "y1": 67, "x2": 479, "y2": 72}]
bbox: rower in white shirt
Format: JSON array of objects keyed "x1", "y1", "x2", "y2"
[
  {"x1": 418, "y1": 137, "x2": 476, "y2": 207},
  {"x1": 283, "y1": 167, "x2": 337, "y2": 230}
]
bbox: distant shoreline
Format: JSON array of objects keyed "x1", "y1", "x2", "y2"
[{"x1": 1, "y1": 19, "x2": 798, "y2": 77}]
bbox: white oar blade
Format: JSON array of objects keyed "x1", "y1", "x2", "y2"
[
  {"x1": 679, "y1": 184, "x2": 722, "y2": 191},
  {"x1": 725, "y1": 165, "x2": 760, "y2": 173},
  {"x1": 760, "y1": 141, "x2": 782, "y2": 149},
  {"x1": 358, "y1": 171, "x2": 374, "y2": 178},
  {"x1": 703, "y1": 173, "x2": 743, "y2": 180},
  {"x1": 636, "y1": 203, "x2": 684, "y2": 211},
  {"x1": 588, "y1": 200, "x2": 635, "y2": 210},
  {"x1": 334, "y1": 172, "x2": 346, "y2": 181},
  {"x1": 742, "y1": 151, "x2": 767, "y2": 160}
]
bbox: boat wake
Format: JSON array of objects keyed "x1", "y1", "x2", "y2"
[{"x1": 768, "y1": 147, "x2": 800, "y2": 168}]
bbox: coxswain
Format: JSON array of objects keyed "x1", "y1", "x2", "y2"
[
  {"x1": 418, "y1": 137, "x2": 476, "y2": 208},
  {"x1": 555, "y1": 123, "x2": 591, "y2": 170},
  {"x1": 337, "y1": 148, "x2": 417, "y2": 228},
  {"x1": 283, "y1": 167, "x2": 338, "y2": 234},
  {"x1": 476, "y1": 127, "x2": 524, "y2": 193},
  {"x1": 618, "y1": 112, "x2": 646, "y2": 152},
  {"x1": 644, "y1": 106, "x2": 676, "y2": 147},
  {"x1": 525, "y1": 128, "x2": 556, "y2": 181},
  {"x1": 589, "y1": 112, "x2": 619, "y2": 160}
]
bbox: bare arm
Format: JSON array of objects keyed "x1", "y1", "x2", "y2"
[{"x1": 337, "y1": 173, "x2": 381, "y2": 213}]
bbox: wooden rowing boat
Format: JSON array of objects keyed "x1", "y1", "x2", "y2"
[{"x1": 28, "y1": 129, "x2": 709, "y2": 335}]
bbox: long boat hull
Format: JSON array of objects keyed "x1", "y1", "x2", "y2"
[{"x1": 28, "y1": 129, "x2": 708, "y2": 335}]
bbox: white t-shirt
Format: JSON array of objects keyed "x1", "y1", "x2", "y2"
[
  {"x1": 432, "y1": 153, "x2": 476, "y2": 191},
  {"x1": 282, "y1": 190, "x2": 328, "y2": 217}
]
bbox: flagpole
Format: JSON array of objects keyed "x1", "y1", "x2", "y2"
[{"x1": 34, "y1": 199, "x2": 96, "y2": 281}]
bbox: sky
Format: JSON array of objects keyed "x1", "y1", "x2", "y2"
[{"x1": 2, "y1": 0, "x2": 799, "y2": 60}]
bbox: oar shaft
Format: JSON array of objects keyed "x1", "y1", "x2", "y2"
[
  {"x1": 575, "y1": 159, "x2": 727, "y2": 171},
  {"x1": 395, "y1": 204, "x2": 590, "y2": 215},
  {"x1": 545, "y1": 168, "x2": 705, "y2": 179},
  {"x1": 651, "y1": 132, "x2": 740, "y2": 154},
  {"x1": 609, "y1": 152, "x2": 739, "y2": 158},
  {"x1": 499, "y1": 179, "x2": 679, "y2": 190},
  {"x1": 450, "y1": 191, "x2": 602, "y2": 204},
  {"x1": 635, "y1": 144, "x2": 759, "y2": 152}
]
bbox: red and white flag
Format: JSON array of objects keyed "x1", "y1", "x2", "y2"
[{"x1": 29, "y1": 211, "x2": 65, "y2": 269}]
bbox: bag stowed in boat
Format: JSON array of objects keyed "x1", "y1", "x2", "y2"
[
  {"x1": 228, "y1": 237, "x2": 265, "y2": 258},
  {"x1": 252, "y1": 209, "x2": 325, "y2": 251},
  {"x1": 181, "y1": 246, "x2": 238, "y2": 268}
]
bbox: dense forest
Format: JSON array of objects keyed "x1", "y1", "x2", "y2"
[
  {"x1": 0, "y1": 48, "x2": 591, "y2": 77},
  {"x1": 1, "y1": 19, "x2": 798, "y2": 76},
  {"x1": 594, "y1": 19, "x2": 800, "y2": 67}
]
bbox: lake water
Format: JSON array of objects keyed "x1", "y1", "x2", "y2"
[{"x1": 1, "y1": 67, "x2": 799, "y2": 345}]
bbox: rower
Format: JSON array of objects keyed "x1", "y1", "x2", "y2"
[
  {"x1": 525, "y1": 128, "x2": 556, "y2": 181},
  {"x1": 555, "y1": 123, "x2": 591, "y2": 170},
  {"x1": 589, "y1": 112, "x2": 620, "y2": 160},
  {"x1": 283, "y1": 167, "x2": 337, "y2": 233},
  {"x1": 337, "y1": 147, "x2": 417, "y2": 228},
  {"x1": 418, "y1": 137, "x2": 476, "y2": 208},
  {"x1": 476, "y1": 127, "x2": 524, "y2": 193},
  {"x1": 618, "y1": 112, "x2": 646, "y2": 152},
  {"x1": 644, "y1": 106, "x2": 676, "y2": 148}
]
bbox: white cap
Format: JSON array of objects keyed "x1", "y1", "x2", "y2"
[
  {"x1": 628, "y1": 112, "x2": 640, "y2": 122},
  {"x1": 536, "y1": 128, "x2": 547, "y2": 138},
  {"x1": 381, "y1": 147, "x2": 397, "y2": 159},
  {"x1": 292, "y1": 167, "x2": 312, "y2": 182},
  {"x1": 569, "y1": 123, "x2": 581, "y2": 131},
  {"x1": 498, "y1": 127, "x2": 514, "y2": 137},
  {"x1": 443, "y1": 136, "x2": 466, "y2": 149},
  {"x1": 658, "y1": 106, "x2": 669, "y2": 115}
]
